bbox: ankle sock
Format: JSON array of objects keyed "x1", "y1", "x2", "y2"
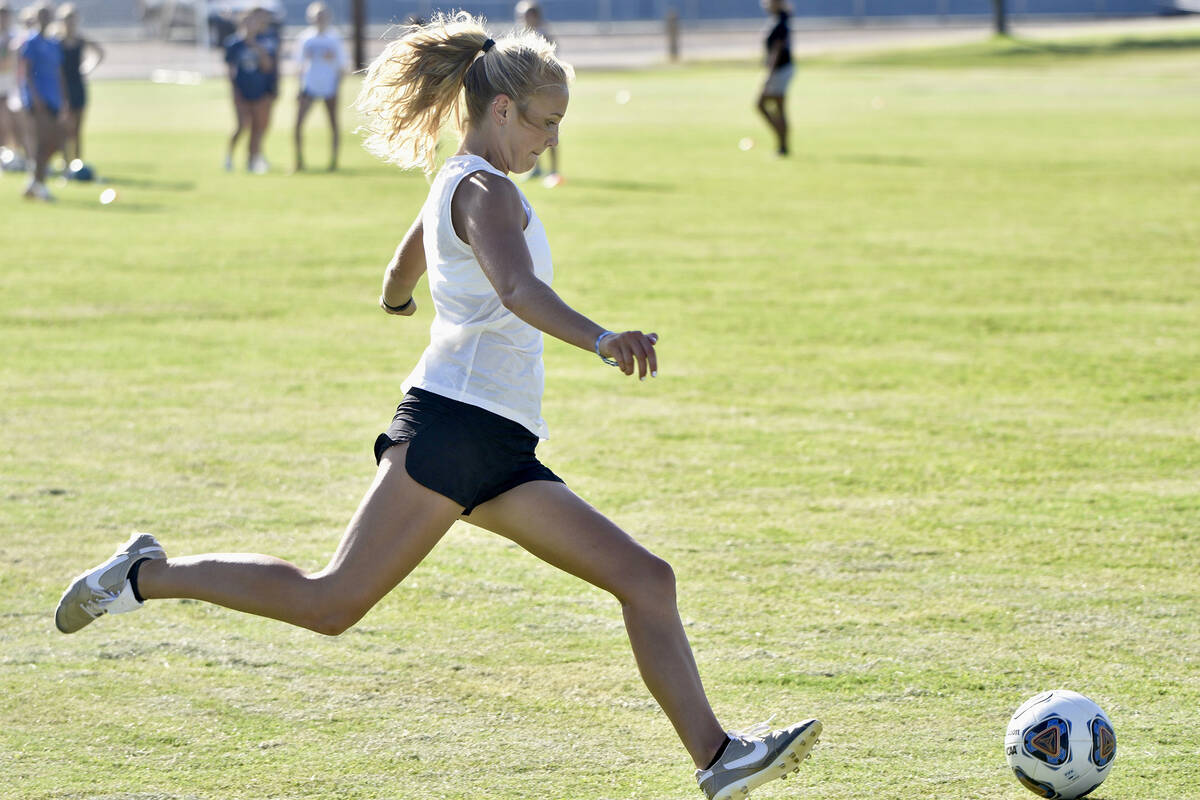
[
  {"x1": 128, "y1": 558, "x2": 148, "y2": 603},
  {"x1": 704, "y1": 736, "x2": 732, "y2": 770}
]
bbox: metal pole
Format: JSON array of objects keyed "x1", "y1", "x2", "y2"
[
  {"x1": 992, "y1": 0, "x2": 1008, "y2": 36},
  {"x1": 353, "y1": 0, "x2": 367, "y2": 71},
  {"x1": 195, "y1": 0, "x2": 207, "y2": 50},
  {"x1": 665, "y1": 7, "x2": 679, "y2": 62}
]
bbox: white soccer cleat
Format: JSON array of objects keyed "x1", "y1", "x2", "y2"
[
  {"x1": 695, "y1": 719, "x2": 821, "y2": 800},
  {"x1": 54, "y1": 532, "x2": 166, "y2": 633}
]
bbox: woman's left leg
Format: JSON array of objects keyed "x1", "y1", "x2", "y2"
[
  {"x1": 322, "y1": 95, "x2": 339, "y2": 170},
  {"x1": 248, "y1": 97, "x2": 270, "y2": 168},
  {"x1": 466, "y1": 480, "x2": 727, "y2": 769},
  {"x1": 72, "y1": 105, "x2": 85, "y2": 161}
]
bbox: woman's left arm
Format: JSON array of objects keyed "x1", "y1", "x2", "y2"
[{"x1": 379, "y1": 213, "x2": 426, "y2": 316}]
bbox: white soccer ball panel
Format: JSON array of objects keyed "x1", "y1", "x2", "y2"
[{"x1": 1004, "y1": 690, "x2": 1116, "y2": 800}]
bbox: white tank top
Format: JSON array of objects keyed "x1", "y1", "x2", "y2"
[{"x1": 402, "y1": 154, "x2": 553, "y2": 439}]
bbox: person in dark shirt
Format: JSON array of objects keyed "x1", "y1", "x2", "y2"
[
  {"x1": 757, "y1": 0, "x2": 793, "y2": 156},
  {"x1": 223, "y1": 7, "x2": 276, "y2": 173},
  {"x1": 54, "y1": 3, "x2": 104, "y2": 167}
]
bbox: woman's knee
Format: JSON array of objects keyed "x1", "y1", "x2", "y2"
[
  {"x1": 296, "y1": 576, "x2": 376, "y2": 636},
  {"x1": 618, "y1": 552, "x2": 677, "y2": 608}
]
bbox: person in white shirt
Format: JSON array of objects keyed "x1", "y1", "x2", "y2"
[
  {"x1": 54, "y1": 14, "x2": 820, "y2": 799},
  {"x1": 292, "y1": 1, "x2": 346, "y2": 171},
  {"x1": 0, "y1": 2, "x2": 24, "y2": 167}
]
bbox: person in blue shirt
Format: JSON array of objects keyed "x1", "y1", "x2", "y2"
[
  {"x1": 16, "y1": 2, "x2": 63, "y2": 199},
  {"x1": 223, "y1": 7, "x2": 276, "y2": 173}
]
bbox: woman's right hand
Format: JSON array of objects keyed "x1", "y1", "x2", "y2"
[{"x1": 599, "y1": 331, "x2": 658, "y2": 380}]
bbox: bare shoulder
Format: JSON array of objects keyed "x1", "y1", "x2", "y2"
[{"x1": 451, "y1": 170, "x2": 525, "y2": 243}]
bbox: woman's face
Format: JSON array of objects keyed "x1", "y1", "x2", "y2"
[
  {"x1": 244, "y1": 10, "x2": 265, "y2": 35},
  {"x1": 499, "y1": 84, "x2": 568, "y2": 174}
]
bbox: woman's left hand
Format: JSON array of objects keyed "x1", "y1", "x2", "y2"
[
  {"x1": 380, "y1": 296, "x2": 417, "y2": 316},
  {"x1": 599, "y1": 331, "x2": 658, "y2": 380}
]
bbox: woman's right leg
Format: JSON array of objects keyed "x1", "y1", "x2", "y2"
[
  {"x1": 756, "y1": 94, "x2": 787, "y2": 155},
  {"x1": 228, "y1": 96, "x2": 248, "y2": 166},
  {"x1": 247, "y1": 99, "x2": 265, "y2": 165},
  {"x1": 135, "y1": 445, "x2": 463, "y2": 635}
]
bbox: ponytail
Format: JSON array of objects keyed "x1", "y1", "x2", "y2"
[{"x1": 356, "y1": 11, "x2": 573, "y2": 175}]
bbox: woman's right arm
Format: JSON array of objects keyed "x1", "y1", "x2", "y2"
[
  {"x1": 455, "y1": 172, "x2": 658, "y2": 379},
  {"x1": 380, "y1": 214, "x2": 425, "y2": 316}
]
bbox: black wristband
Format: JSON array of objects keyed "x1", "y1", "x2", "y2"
[{"x1": 381, "y1": 296, "x2": 414, "y2": 313}]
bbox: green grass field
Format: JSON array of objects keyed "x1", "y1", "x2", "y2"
[{"x1": 2, "y1": 31, "x2": 1198, "y2": 800}]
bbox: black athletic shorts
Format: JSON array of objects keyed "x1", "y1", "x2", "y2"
[{"x1": 374, "y1": 387, "x2": 563, "y2": 515}]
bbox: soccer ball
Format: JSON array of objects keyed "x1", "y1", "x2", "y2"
[{"x1": 1005, "y1": 690, "x2": 1117, "y2": 799}]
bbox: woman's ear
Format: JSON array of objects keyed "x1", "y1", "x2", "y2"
[{"x1": 492, "y1": 93, "x2": 513, "y2": 126}]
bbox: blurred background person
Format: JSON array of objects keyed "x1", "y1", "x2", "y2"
[
  {"x1": 515, "y1": 0, "x2": 562, "y2": 187},
  {"x1": 293, "y1": 1, "x2": 346, "y2": 172},
  {"x1": 0, "y1": 2, "x2": 26, "y2": 172},
  {"x1": 757, "y1": 0, "x2": 793, "y2": 157},
  {"x1": 16, "y1": 2, "x2": 62, "y2": 200},
  {"x1": 223, "y1": 7, "x2": 276, "y2": 173},
  {"x1": 54, "y1": 2, "x2": 103, "y2": 170}
]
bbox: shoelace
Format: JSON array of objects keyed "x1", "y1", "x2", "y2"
[
  {"x1": 80, "y1": 589, "x2": 116, "y2": 619},
  {"x1": 729, "y1": 716, "x2": 777, "y2": 742}
]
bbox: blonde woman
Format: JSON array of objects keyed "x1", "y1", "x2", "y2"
[{"x1": 54, "y1": 14, "x2": 820, "y2": 799}]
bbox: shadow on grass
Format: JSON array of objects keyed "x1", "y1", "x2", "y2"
[
  {"x1": 830, "y1": 31, "x2": 1200, "y2": 67},
  {"x1": 562, "y1": 176, "x2": 676, "y2": 193},
  {"x1": 836, "y1": 154, "x2": 927, "y2": 167},
  {"x1": 52, "y1": 196, "x2": 165, "y2": 213},
  {"x1": 990, "y1": 33, "x2": 1200, "y2": 57},
  {"x1": 98, "y1": 175, "x2": 196, "y2": 192}
]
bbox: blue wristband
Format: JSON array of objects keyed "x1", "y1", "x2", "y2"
[{"x1": 595, "y1": 331, "x2": 619, "y2": 367}]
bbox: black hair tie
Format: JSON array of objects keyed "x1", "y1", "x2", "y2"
[{"x1": 481, "y1": 38, "x2": 495, "y2": 52}]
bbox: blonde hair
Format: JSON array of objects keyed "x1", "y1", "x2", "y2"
[
  {"x1": 306, "y1": 1, "x2": 327, "y2": 24},
  {"x1": 355, "y1": 11, "x2": 573, "y2": 175}
]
